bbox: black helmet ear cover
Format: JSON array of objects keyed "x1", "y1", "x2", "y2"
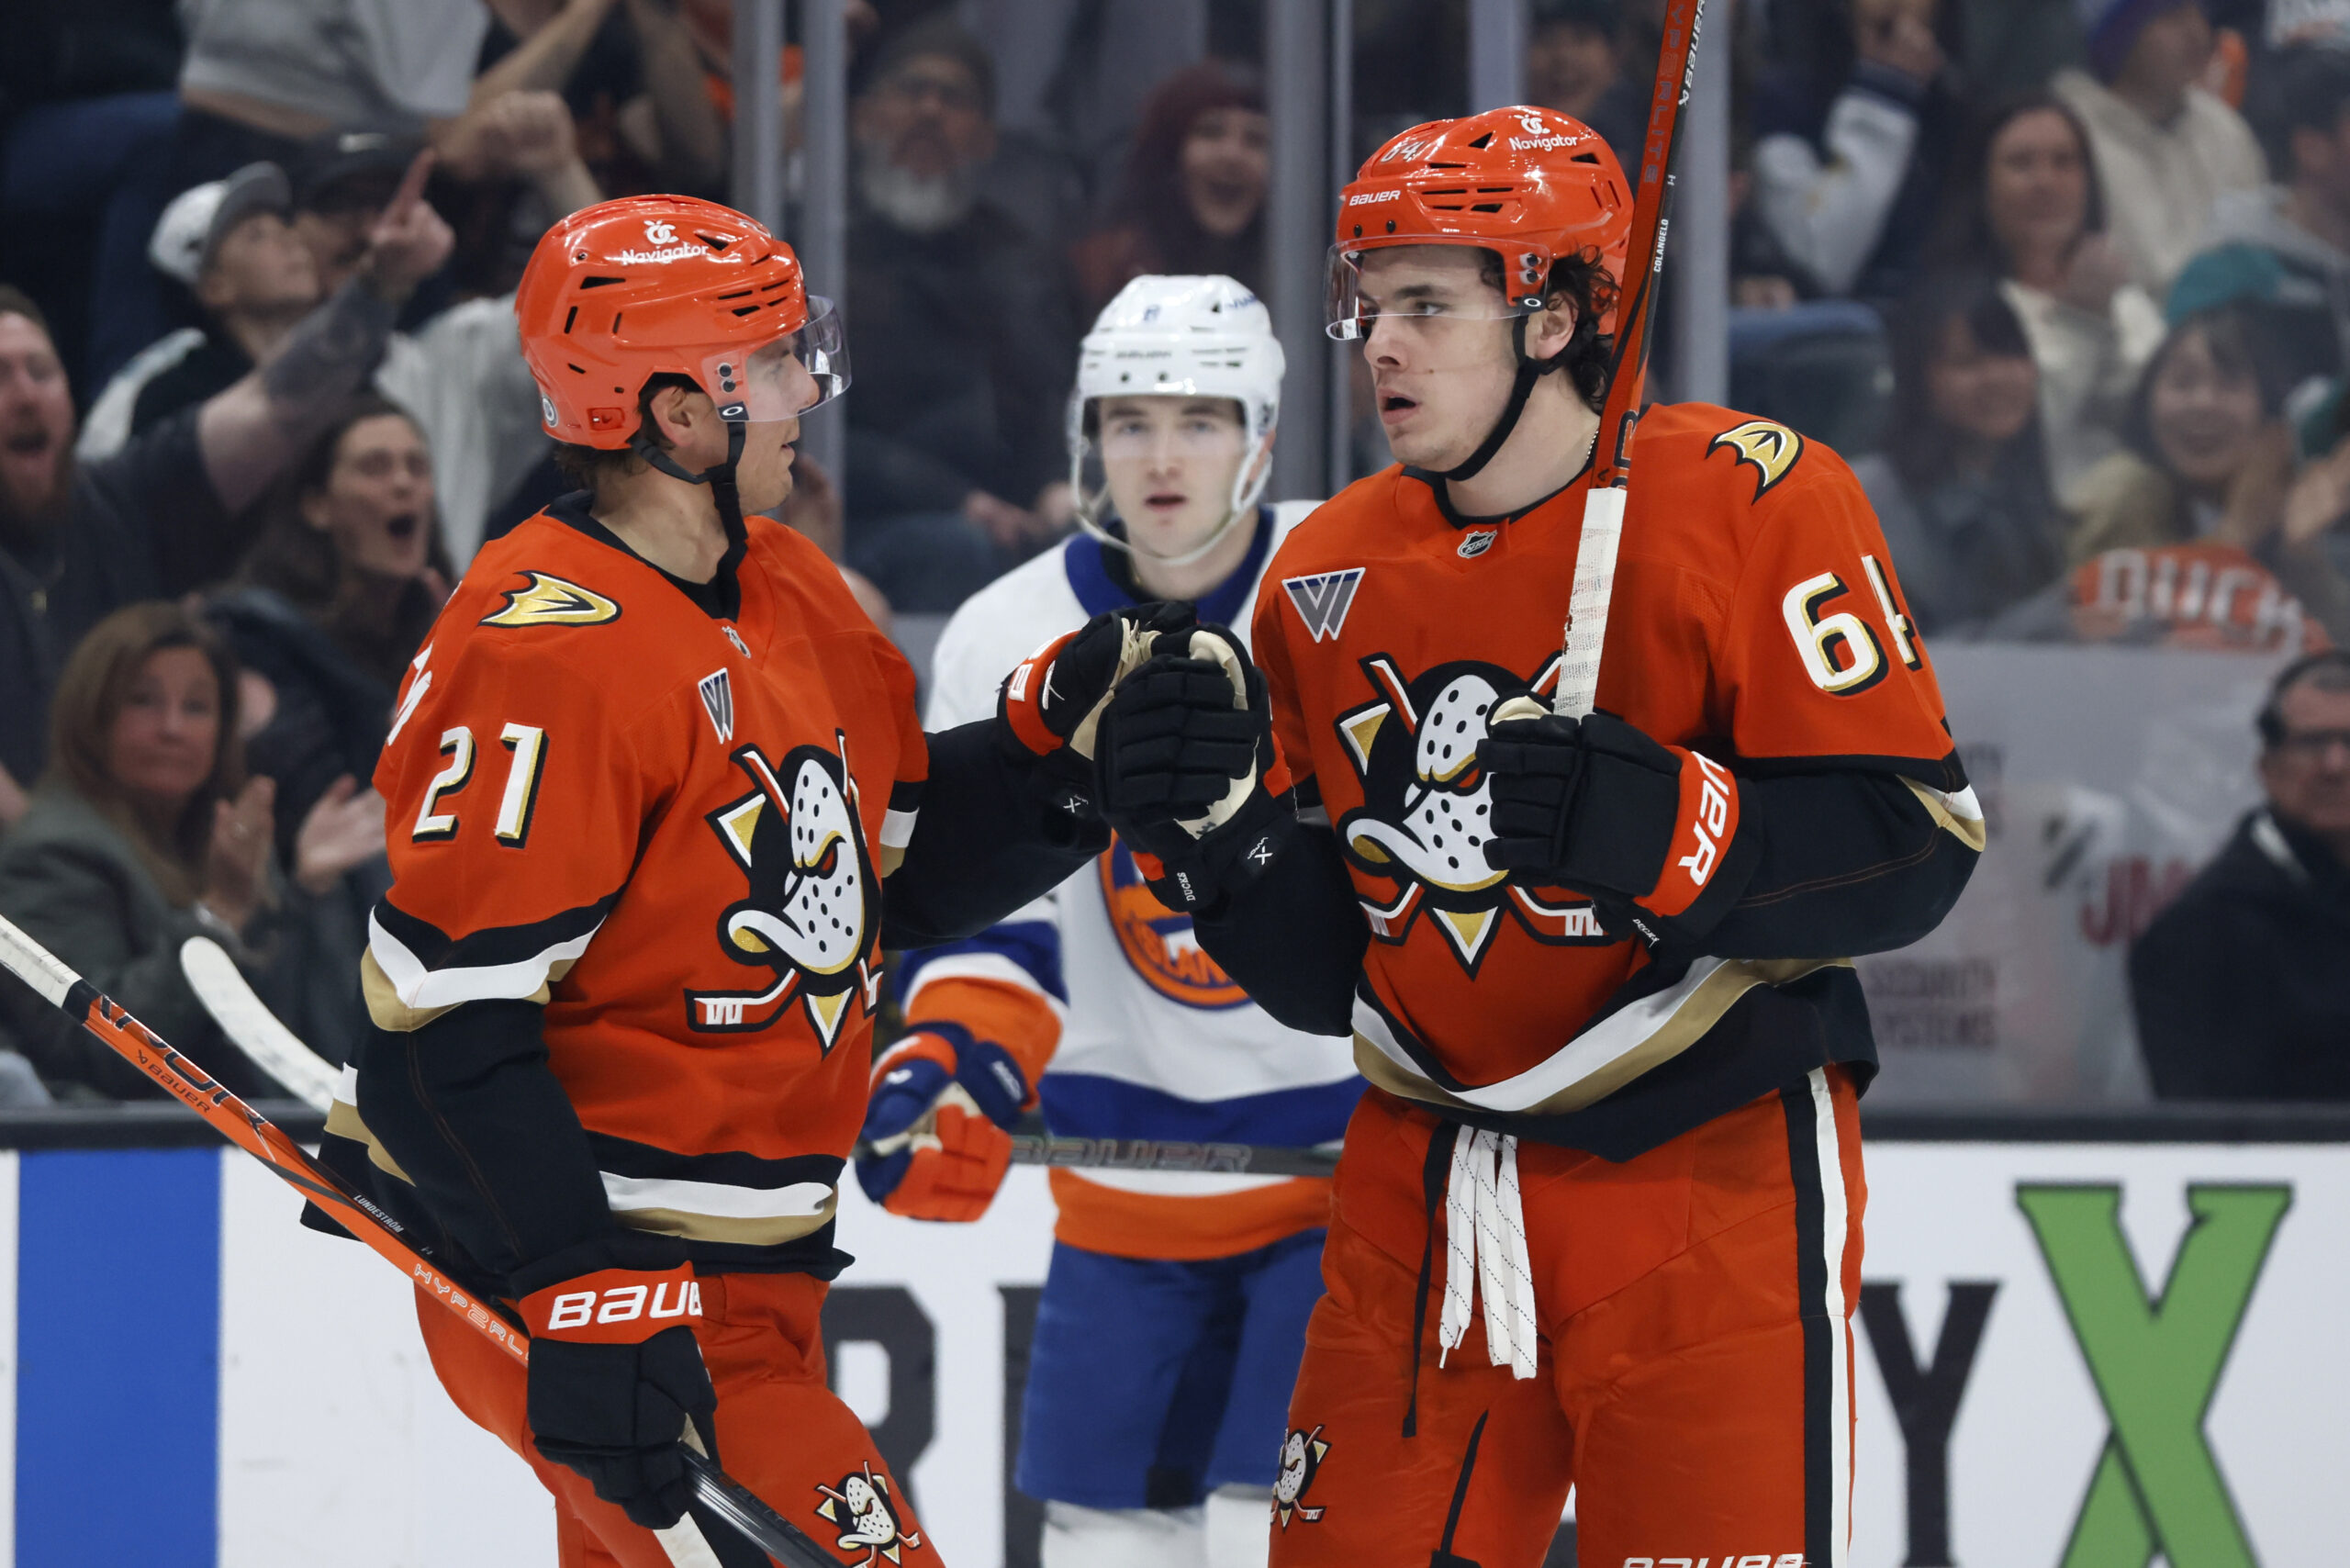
[{"x1": 1438, "y1": 314, "x2": 1574, "y2": 484}]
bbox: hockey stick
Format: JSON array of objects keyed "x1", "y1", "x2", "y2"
[
  {"x1": 856, "y1": 1109, "x2": 1339, "y2": 1179},
  {"x1": 0, "y1": 914, "x2": 834, "y2": 1568},
  {"x1": 186, "y1": 931, "x2": 1342, "y2": 1201},
  {"x1": 1006, "y1": 1119, "x2": 1337, "y2": 1178},
  {"x1": 1547, "y1": 0, "x2": 1708, "y2": 721},
  {"x1": 180, "y1": 936, "x2": 339, "y2": 1113}
]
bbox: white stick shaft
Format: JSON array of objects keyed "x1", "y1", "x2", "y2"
[
  {"x1": 0, "y1": 914, "x2": 81, "y2": 1007},
  {"x1": 180, "y1": 937, "x2": 341, "y2": 1113},
  {"x1": 1554, "y1": 485, "x2": 1628, "y2": 719}
]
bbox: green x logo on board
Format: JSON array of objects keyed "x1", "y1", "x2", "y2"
[{"x1": 2017, "y1": 1183, "x2": 2291, "y2": 1568}]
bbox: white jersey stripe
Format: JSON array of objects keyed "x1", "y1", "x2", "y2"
[
  {"x1": 1808, "y1": 1065, "x2": 1853, "y2": 1568},
  {"x1": 901, "y1": 951, "x2": 1065, "y2": 1015},
  {"x1": 365, "y1": 910, "x2": 599, "y2": 1011},
  {"x1": 599, "y1": 1172, "x2": 834, "y2": 1221}
]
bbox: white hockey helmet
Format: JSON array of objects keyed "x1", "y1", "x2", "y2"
[{"x1": 1068, "y1": 274, "x2": 1285, "y2": 565}]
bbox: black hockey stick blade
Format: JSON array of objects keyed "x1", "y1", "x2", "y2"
[{"x1": 683, "y1": 1449, "x2": 843, "y2": 1567}]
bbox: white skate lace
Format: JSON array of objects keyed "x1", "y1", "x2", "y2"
[{"x1": 1438, "y1": 1127, "x2": 1539, "y2": 1379}]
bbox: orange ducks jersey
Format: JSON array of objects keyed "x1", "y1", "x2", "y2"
[
  {"x1": 352, "y1": 499, "x2": 924, "y2": 1263},
  {"x1": 1250, "y1": 404, "x2": 1985, "y2": 1157}
]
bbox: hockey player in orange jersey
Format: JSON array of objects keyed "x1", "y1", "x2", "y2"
[
  {"x1": 1086, "y1": 107, "x2": 1985, "y2": 1565},
  {"x1": 313, "y1": 196, "x2": 1180, "y2": 1568}
]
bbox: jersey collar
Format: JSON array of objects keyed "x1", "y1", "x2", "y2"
[
  {"x1": 1403, "y1": 440, "x2": 1595, "y2": 532},
  {"x1": 544, "y1": 489, "x2": 744, "y2": 621},
  {"x1": 1062, "y1": 505, "x2": 1273, "y2": 623}
]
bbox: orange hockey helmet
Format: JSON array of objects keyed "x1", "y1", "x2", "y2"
[
  {"x1": 1326, "y1": 106, "x2": 1631, "y2": 341},
  {"x1": 515, "y1": 194, "x2": 848, "y2": 452},
  {"x1": 1326, "y1": 106, "x2": 1630, "y2": 481}
]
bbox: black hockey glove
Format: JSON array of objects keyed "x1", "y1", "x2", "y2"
[
  {"x1": 514, "y1": 1231, "x2": 714, "y2": 1531},
  {"x1": 999, "y1": 600, "x2": 1199, "y2": 769},
  {"x1": 1094, "y1": 626, "x2": 1288, "y2": 912},
  {"x1": 1477, "y1": 704, "x2": 1753, "y2": 938}
]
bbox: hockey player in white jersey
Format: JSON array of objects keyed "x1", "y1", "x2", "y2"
[{"x1": 856, "y1": 274, "x2": 1362, "y2": 1568}]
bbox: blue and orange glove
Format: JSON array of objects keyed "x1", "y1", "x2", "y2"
[
  {"x1": 855, "y1": 1023, "x2": 1034, "y2": 1222},
  {"x1": 513, "y1": 1231, "x2": 713, "y2": 1531}
]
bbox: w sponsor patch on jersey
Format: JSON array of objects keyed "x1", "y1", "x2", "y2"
[
  {"x1": 1283, "y1": 567, "x2": 1365, "y2": 643},
  {"x1": 698, "y1": 667, "x2": 734, "y2": 743}
]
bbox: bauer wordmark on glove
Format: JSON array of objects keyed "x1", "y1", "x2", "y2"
[
  {"x1": 855, "y1": 1022, "x2": 1033, "y2": 1222},
  {"x1": 513, "y1": 1231, "x2": 715, "y2": 1531},
  {"x1": 1475, "y1": 704, "x2": 1756, "y2": 941}
]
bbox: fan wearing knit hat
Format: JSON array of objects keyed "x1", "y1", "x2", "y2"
[{"x1": 2053, "y1": 0, "x2": 2266, "y2": 293}]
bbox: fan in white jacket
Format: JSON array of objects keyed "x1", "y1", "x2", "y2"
[{"x1": 855, "y1": 275, "x2": 1362, "y2": 1568}]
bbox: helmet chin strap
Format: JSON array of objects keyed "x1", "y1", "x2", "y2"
[
  {"x1": 1077, "y1": 433, "x2": 1273, "y2": 569},
  {"x1": 1439, "y1": 316, "x2": 1566, "y2": 485},
  {"x1": 632, "y1": 420, "x2": 751, "y2": 549},
  {"x1": 1079, "y1": 501, "x2": 1251, "y2": 569}
]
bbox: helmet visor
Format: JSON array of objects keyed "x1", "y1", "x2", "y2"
[
  {"x1": 699, "y1": 296, "x2": 851, "y2": 421},
  {"x1": 1325, "y1": 246, "x2": 1538, "y2": 342}
]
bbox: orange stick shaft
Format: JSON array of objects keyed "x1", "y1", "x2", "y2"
[{"x1": 75, "y1": 979, "x2": 532, "y2": 1364}]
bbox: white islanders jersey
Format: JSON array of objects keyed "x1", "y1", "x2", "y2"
[{"x1": 903, "y1": 504, "x2": 1362, "y2": 1258}]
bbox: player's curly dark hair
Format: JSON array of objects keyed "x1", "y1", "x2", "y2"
[
  {"x1": 550, "y1": 373, "x2": 703, "y2": 494},
  {"x1": 1473, "y1": 247, "x2": 1617, "y2": 412}
]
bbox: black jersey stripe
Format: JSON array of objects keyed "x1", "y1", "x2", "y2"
[
  {"x1": 1353, "y1": 954, "x2": 1699, "y2": 1098},
  {"x1": 1783, "y1": 1075, "x2": 1835, "y2": 1568},
  {"x1": 582, "y1": 1131, "x2": 845, "y2": 1193},
  {"x1": 372, "y1": 890, "x2": 621, "y2": 975},
  {"x1": 1733, "y1": 745, "x2": 1969, "y2": 792},
  {"x1": 1355, "y1": 963, "x2": 1878, "y2": 1161}
]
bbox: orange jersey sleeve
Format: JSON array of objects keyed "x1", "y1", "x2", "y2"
[
  {"x1": 1713, "y1": 433, "x2": 1957, "y2": 776},
  {"x1": 370, "y1": 622, "x2": 669, "y2": 1016}
]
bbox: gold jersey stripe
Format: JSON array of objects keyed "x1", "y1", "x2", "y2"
[{"x1": 1355, "y1": 957, "x2": 1853, "y2": 1120}]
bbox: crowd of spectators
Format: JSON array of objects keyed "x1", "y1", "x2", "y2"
[{"x1": 0, "y1": 0, "x2": 2344, "y2": 1104}]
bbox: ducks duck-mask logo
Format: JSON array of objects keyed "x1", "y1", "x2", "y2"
[
  {"x1": 1273, "y1": 1426, "x2": 1330, "y2": 1528},
  {"x1": 1335, "y1": 654, "x2": 1617, "y2": 973},
  {"x1": 688, "y1": 734, "x2": 883, "y2": 1047},
  {"x1": 813, "y1": 1463, "x2": 922, "y2": 1564}
]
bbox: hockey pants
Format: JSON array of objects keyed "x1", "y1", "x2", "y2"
[
  {"x1": 1268, "y1": 1070, "x2": 1864, "y2": 1568},
  {"x1": 418, "y1": 1268, "x2": 940, "y2": 1568}
]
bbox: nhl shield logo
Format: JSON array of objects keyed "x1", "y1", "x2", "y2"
[
  {"x1": 1273, "y1": 1426, "x2": 1329, "y2": 1528},
  {"x1": 1457, "y1": 529, "x2": 1497, "y2": 559},
  {"x1": 814, "y1": 1463, "x2": 922, "y2": 1564}
]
